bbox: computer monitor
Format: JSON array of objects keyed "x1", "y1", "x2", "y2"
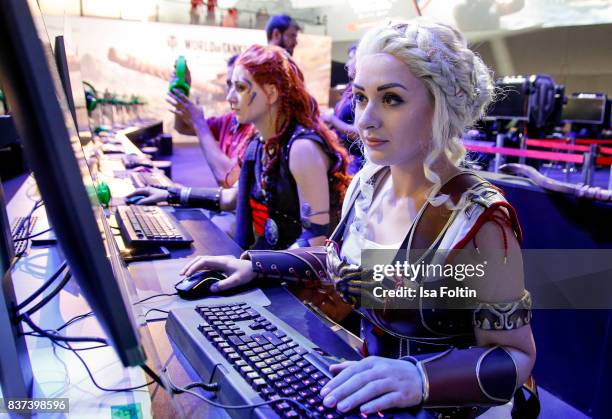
[
  {"x1": 0, "y1": 0, "x2": 145, "y2": 367},
  {"x1": 54, "y1": 35, "x2": 93, "y2": 143},
  {"x1": 561, "y1": 94, "x2": 606, "y2": 125},
  {"x1": 486, "y1": 78, "x2": 531, "y2": 121},
  {"x1": 54, "y1": 35, "x2": 77, "y2": 130}
]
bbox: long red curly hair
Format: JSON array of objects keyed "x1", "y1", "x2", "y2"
[{"x1": 236, "y1": 44, "x2": 350, "y2": 222}]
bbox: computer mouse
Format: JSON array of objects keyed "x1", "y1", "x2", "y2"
[
  {"x1": 174, "y1": 270, "x2": 227, "y2": 300},
  {"x1": 125, "y1": 195, "x2": 146, "y2": 205}
]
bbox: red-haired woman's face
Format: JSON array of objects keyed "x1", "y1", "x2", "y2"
[
  {"x1": 226, "y1": 64, "x2": 270, "y2": 124},
  {"x1": 353, "y1": 53, "x2": 433, "y2": 168}
]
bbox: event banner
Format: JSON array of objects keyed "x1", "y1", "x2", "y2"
[{"x1": 43, "y1": 15, "x2": 331, "y2": 138}]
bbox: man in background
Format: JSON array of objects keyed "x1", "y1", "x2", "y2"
[{"x1": 265, "y1": 14, "x2": 300, "y2": 56}]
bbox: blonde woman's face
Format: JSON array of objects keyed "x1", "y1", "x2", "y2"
[{"x1": 353, "y1": 53, "x2": 434, "y2": 167}]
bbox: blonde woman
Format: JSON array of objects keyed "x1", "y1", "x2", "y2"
[{"x1": 182, "y1": 19, "x2": 537, "y2": 418}]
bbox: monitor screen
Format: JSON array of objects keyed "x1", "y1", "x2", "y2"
[
  {"x1": 0, "y1": 0, "x2": 145, "y2": 366},
  {"x1": 485, "y1": 81, "x2": 531, "y2": 121},
  {"x1": 561, "y1": 96, "x2": 606, "y2": 125}
]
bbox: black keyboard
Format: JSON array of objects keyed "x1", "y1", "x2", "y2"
[
  {"x1": 166, "y1": 302, "x2": 426, "y2": 419},
  {"x1": 115, "y1": 205, "x2": 192, "y2": 247},
  {"x1": 129, "y1": 171, "x2": 173, "y2": 189},
  {"x1": 11, "y1": 216, "x2": 38, "y2": 256}
]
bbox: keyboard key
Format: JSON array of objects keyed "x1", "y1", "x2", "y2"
[
  {"x1": 311, "y1": 371, "x2": 324, "y2": 380},
  {"x1": 304, "y1": 366, "x2": 317, "y2": 374},
  {"x1": 253, "y1": 378, "x2": 267, "y2": 389},
  {"x1": 298, "y1": 389, "x2": 313, "y2": 398},
  {"x1": 240, "y1": 365, "x2": 254, "y2": 375},
  {"x1": 261, "y1": 386, "x2": 276, "y2": 399},
  {"x1": 295, "y1": 346, "x2": 308, "y2": 355},
  {"x1": 274, "y1": 381, "x2": 289, "y2": 389},
  {"x1": 246, "y1": 371, "x2": 260, "y2": 381},
  {"x1": 255, "y1": 362, "x2": 267, "y2": 369},
  {"x1": 290, "y1": 382, "x2": 305, "y2": 391},
  {"x1": 275, "y1": 401, "x2": 291, "y2": 412},
  {"x1": 283, "y1": 410, "x2": 299, "y2": 418},
  {"x1": 281, "y1": 388, "x2": 295, "y2": 397},
  {"x1": 283, "y1": 376, "x2": 298, "y2": 385},
  {"x1": 246, "y1": 308, "x2": 259, "y2": 317},
  {"x1": 273, "y1": 330, "x2": 286, "y2": 338}
]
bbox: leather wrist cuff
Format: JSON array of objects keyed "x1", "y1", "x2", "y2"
[
  {"x1": 184, "y1": 187, "x2": 222, "y2": 211},
  {"x1": 246, "y1": 246, "x2": 327, "y2": 283},
  {"x1": 404, "y1": 346, "x2": 518, "y2": 408}
]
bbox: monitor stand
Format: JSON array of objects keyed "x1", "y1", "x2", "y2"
[{"x1": 0, "y1": 180, "x2": 34, "y2": 414}]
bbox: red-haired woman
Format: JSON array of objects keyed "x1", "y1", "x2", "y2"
[{"x1": 131, "y1": 44, "x2": 350, "y2": 252}]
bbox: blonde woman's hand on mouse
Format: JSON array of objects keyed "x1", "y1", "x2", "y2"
[{"x1": 180, "y1": 255, "x2": 257, "y2": 292}]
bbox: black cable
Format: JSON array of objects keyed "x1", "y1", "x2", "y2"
[
  {"x1": 59, "y1": 339, "x2": 154, "y2": 392},
  {"x1": 16, "y1": 261, "x2": 68, "y2": 310},
  {"x1": 57, "y1": 312, "x2": 94, "y2": 332},
  {"x1": 18, "y1": 270, "x2": 73, "y2": 319},
  {"x1": 163, "y1": 368, "x2": 313, "y2": 416},
  {"x1": 13, "y1": 228, "x2": 52, "y2": 242},
  {"x1": 141, "y1": 364, "x2": 164, "y2": 387},
  {"x1": 135, "y1": 292, "x2": 177, "y2": 304},
  {"x1": 21, "y1": 313, "x2": 107, "y2": 344},
  {"x1": 24, "y1": 332, "x2": 108, "y2": 351},
  {"x1": 144, "y1": 308, "x2": 169, "y2": 318}
]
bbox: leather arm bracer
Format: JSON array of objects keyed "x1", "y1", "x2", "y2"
[
  {"x1": 167, "y1": 186, "x2": 222, "y2": 211},
  {"x1": 242, "y1": 246, "x2": 328, "y2": 284},
  {"x1": 403, "y1": 346, "x2": 518, "y2": 408}
]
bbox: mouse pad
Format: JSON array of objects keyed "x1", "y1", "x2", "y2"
[{"x1": 128, "y1": 257, "x2": 271, "y2": 322}]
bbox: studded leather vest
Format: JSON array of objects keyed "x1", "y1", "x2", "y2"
[{"x1": 234, "y1": 122, "x2": 342, "y2": 250}]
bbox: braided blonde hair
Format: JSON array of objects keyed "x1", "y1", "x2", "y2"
[{"x1": 349, "y1": 18, "x2": 495, "y2": 191}]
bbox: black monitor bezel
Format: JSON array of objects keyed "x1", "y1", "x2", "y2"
[{"x1": 0, "y1": 0, "x2": 145, "y2": 367}]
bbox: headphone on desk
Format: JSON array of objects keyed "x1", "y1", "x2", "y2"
[
  {"x1": 169, "y1": 56, "x2": 190, "y2": 97},
  {"x1": 83, "y1": 81, "x2": 98, "y2": 113}
]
